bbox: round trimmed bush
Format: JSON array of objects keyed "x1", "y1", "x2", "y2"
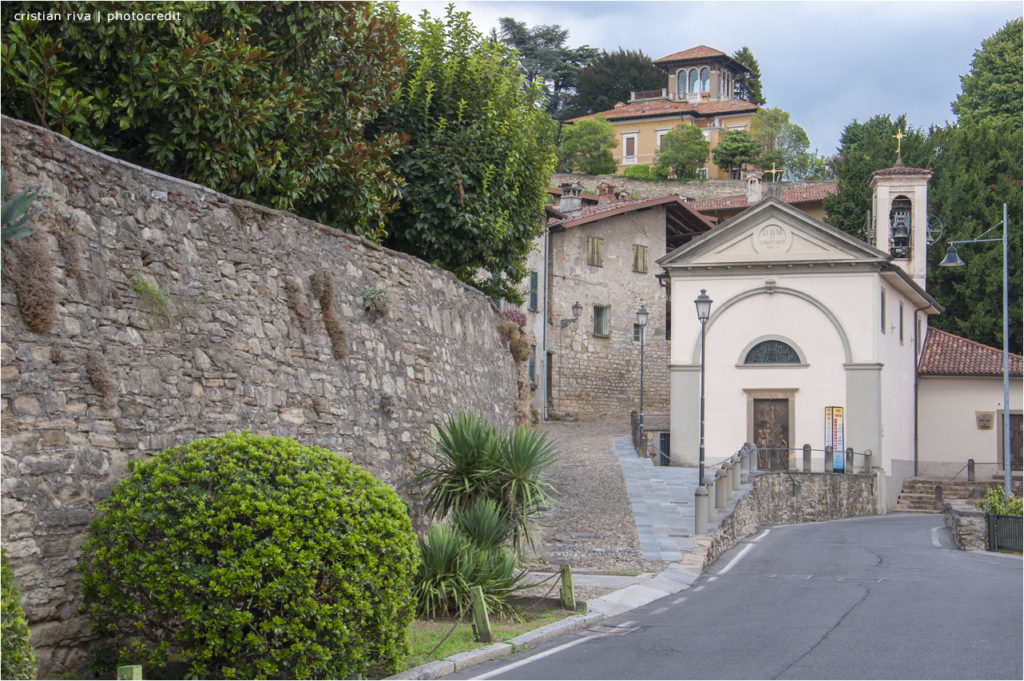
[
  {"x1": 79, "y1": 432, "x2": 419, "y2": 679},
  {"x1": 2, "y1": 548, "x2": 38, "y2": 680}
]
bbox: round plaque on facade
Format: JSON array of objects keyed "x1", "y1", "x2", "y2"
[{"x1": 753, "y1": 223, "x2": 791, "y2": 253}]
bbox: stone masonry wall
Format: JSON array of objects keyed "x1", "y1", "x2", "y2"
[
  {"x1": 0, "y1": 116, "x2": 517, "y2": 675},
  {"x1": 705, "y1": 472, "x2": 878, "y2": 568},
  {"x1": 551, "y1": 172, "x2": 824, "y2": 202}
]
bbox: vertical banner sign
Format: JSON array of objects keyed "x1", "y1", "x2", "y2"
[{"x1": 825, "y1": 407, "x2": 845, "y2": 471}]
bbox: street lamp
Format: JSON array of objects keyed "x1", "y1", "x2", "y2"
[
  {"x1": 694, "y1": 289, "x2": 712, "y2": 486},
  {"x1": 557, "y1": 301, "x2": 583, "y2": 412},
  {"x1": 636, "y1": 303, "x2": 649, "y2": 456},
  {"x1": 940, "y1": 203, "x2": 1012, "y2": 501}
]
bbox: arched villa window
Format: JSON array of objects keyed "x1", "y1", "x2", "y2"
[
  {"x1": 677, "y1": 70, "x2": 687, "y2": 95},
  {"x1": 700, "y1": 67, "x2": 710, "y2": 92},
  {"x1": 744, "y1": 340, "x2": 801, "y2": 364},
  {"x1": 689, "y1": 70, "x2": 699, "y2": 94}
]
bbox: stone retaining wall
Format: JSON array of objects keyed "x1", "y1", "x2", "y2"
[
  {"x1": 705, "y1": 472, "x2": 878, "y2": 568},
  {"x1": 550, "y1": 172, "x2": 825, "y2": 202},
  {"x1": 1, "y1": 116, "x2": 517, "y2": 675},
  {"x1": 944, "y1": 500, "x2": 987, "y2": 551}
]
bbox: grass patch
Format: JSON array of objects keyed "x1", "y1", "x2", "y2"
[
  {"x1": 401, "y1": 606, "x2": 570, "y2": 671},
  {"x1": 131, "y1": 274, "x2": 173, "y2": 317}
]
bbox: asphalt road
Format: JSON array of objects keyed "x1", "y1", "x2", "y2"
[{"x1": 454, "y1": 515, "x2": 1023, "y2": 680}]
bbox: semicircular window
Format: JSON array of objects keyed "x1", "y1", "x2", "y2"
[{"x1": 744, "y1": 340, "x2": 800, "y2": 364}]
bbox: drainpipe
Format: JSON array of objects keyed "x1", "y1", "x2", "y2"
[
  {"x1": 541, "y1": 226, "x2": 551, "y2": 421},
  {"x1": 912, "y1": 304, "x2": 931, "y2": 477}
]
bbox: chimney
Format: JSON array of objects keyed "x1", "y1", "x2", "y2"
[
  {"x1": 559, "y1": 181, "x2": 583, "y2": 216},
  {"x1": 746, "y1": 170, "x2": 763, "y2": 204}
]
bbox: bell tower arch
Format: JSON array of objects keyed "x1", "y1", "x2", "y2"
[{"x1": 868, "y1": 161, "x2": 932, "y2": 288}]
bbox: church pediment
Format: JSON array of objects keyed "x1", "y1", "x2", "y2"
[{"x1": 658, "y1": 198, "x2": 889, "y2": 268}]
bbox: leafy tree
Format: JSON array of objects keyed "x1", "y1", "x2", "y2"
[
  {"x1": 1, "y1": 1, "x2": 406, "y2": 240},
  {"x1": 568, "y1": 48, "x2": 666, "y2": 117},
  {"x1": 823, "y1": 114, "x2": 934, "y2": 237},
  {"x1": 496, "y1": 17, "x2": 598, "y2": 120},
  {"x1": 1, "y1": 549, "x2": 37, "y2": 680},
  {"x1": 951, "y1": 18, "x2": 1023, "y2": 129},
  {"x1": 712, "y1": 129, "x2": 761, "y2": 175},
  {"x1": 927, "y1": 118, "x2": 1022, "y2": 353},
  {"x1": 731, "y1": 46, "x2": 765, "y2": 105},
  {"x1": 378, "y1": 7, "x2": 557, "y2": 303},
  {"x1": 558, "y1": 115, "x2": 617, "y2": 174},
  {"x1": 655, "y1": 124, "x2": 709, "y2": 180},
  {"x1": 749, "y1": 107, "x2": 827, "y2": 180}
]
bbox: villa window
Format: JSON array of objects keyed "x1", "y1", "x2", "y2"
[
  {"x1": 587, "y1": 236, "x2": 604, "y2": 267},
  {"x1": 677, "y1": 70, "x2": 687, "y2": 96},
  {"x1": 633, "y1": 244, "x2": 648, "y2": 274},
  {"x1": 593, "y1": 305, "x2": 611, "y2": 337},
  {"x1": 528, "y1": 270, "x2": 539, "y2": 311},
  {"x1": 622, "y1": 133, "x2": 638, "y2": 164},
  {"x1": 700, "y1": 67, "x2": 710, "y2": 93},
  {"x1": 688, "y1": 69, "x2": 698, "y2": 95},
  {"x1": 744, "y1": 340, "x2": 800, "y2": 365}
]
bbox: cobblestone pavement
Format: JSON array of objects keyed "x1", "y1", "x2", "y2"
[{"x1": 521, "y1": 419, "x2": 670, "y2": 578}]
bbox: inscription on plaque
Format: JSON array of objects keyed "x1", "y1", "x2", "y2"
[{"x1": 754, "y1": 223, "x2": 789, "y2": 253}]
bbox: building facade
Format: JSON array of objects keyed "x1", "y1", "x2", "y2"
[{"x1": 566, "y1": 46, "x2": 759, "y2": 179}]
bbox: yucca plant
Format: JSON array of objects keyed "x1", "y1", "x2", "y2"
[
  {"x1": 498, "y1": 425, "x2": 558, "y2": 552},
  {"x1": 451, "y1": 498, "x2": 513, "y2": 552},
  {"x1": 415, "y1": 411, "x2": 501, "y2": 519},
  {"x1": 413, "y1": 524, "x2": 471, "y2": 618},
  {"x1": 1, "y1": 170, "x2": 37, "y2": 244},
  {"x1": 465, "y1": 545, "x2": 527, "y2": 619}
]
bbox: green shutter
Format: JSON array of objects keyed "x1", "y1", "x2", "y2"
[{"x1": 529, "y1": 271, "x2": 538, "y2": 310}]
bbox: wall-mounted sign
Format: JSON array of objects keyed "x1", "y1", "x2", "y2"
[
  {"x1": 825, "y1": 406, "x2": 845, "y2": 471},
  {"x1": 753, "y1": 223, "x2": 791, "y2": 253},
  {"x1": 976, "y1": 412, "x2": 994, "y2": 430}
]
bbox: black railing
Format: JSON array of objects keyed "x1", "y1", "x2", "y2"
[{"x1": 987, "y1": 514, "x2": 1023, "y2": 553}]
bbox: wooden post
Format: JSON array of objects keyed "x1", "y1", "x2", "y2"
[
  {"x1": 933, "y1": 485, "x2": 944, "y2": 511},
  {"x1": 116, "y1": 666, "x2": 143, "y2": 680},
  {"x1": 470, "y1": 585, "x2": 492, "y2": 643},
  {"x1": 560, "y1": 564, "x2": 576, "y2": 611}
]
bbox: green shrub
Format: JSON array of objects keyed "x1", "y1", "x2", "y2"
[
  {"x1": 622, "y1": 164, "x2": 651, "y2": 179},
  {"x1": 650, "y1": 164, "x2": 671, "y2": 180},
  {"x1": 78, "y1": 432, "x2": 419, "y2": 680},
  {"x1": 2, "y1": 549, "x2": 37, "y2": 680},
  {"x1": 452, "y1": 498, "x2": 513, "y2": 552},
  {"x1": 978, "y1": 488, "x2": 1023, "y2": 516},
  {"x1": 416, "y1": 412, "x2": 557, "y2": 552}
]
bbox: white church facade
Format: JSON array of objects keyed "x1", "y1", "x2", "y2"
[{"x1": 657, "y1": 164, "x2": 944, "y2": 510}]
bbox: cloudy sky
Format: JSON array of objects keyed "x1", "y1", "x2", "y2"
[{"x1": 396, "y1": 1, "x2": 1022, "y2": 156}]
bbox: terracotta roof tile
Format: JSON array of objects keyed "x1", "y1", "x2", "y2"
[
  {"x1": 918, "y1": 327, "x2": 1023, "y2": 377},
  {"x1": 554, "y1": 194, "x2": 715, "y2": 231},
  {"x1": 566, "y1": 97, "x2": 758, "y2": 123},
  {"x1": 655, "y1": 46, "x2": 728, "y2": 63},
  {"x1": 687, "y1": 182, "x2": 837, "y2": 212}
]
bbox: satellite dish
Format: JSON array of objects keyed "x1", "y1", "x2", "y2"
[{"x1": 926, "y1": 213, "x2": 944, "y2": 245}]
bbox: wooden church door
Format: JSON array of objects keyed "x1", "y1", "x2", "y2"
[{"x1": 754, "y1": 398, "x2": 790, "y2": 469}]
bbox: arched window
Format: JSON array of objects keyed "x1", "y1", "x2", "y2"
[
  {"x1": 744, "y1": 340, "x2": 800, "y2": 364},
  {"x1": 677, "y1": 70, "x2": 687, "y2": 95},
  {"x1": 889, "y1": 195, "x2": 912, "y2": 258},
  {"x1": 700, "y1": 68, "x2": 710, "y2": 92},
  {"x1": 689, "y1": 69, "x2": 699, "y2": 94}
]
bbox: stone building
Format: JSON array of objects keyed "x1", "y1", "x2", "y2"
[
  {"x1": 520, "y1": 183, "x2": 713, "y2": 424},
  {"x1": 564, "y1": 45, "x2": 759, "y2": 179}
]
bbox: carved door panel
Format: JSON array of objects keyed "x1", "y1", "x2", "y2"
[{"x1": 754, "y1": 398, "x2": 790, "y2": 470}]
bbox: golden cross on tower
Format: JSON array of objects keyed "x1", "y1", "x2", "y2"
[
  {"x1": 893, "y1": 129, "x2": 906, "y2": 157},
  {"x1": 767, "y1": 162, "x2": 780, "y2": 182}
]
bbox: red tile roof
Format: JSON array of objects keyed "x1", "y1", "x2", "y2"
[
  {"x1": 918, "y1": 327, "x2": 1023, "y2": 377},
  {"x1": 655, "y1": 46, "x2": 728, "y2": 63},
  {"x1": 566, "y1": 97, "x2": 758, "y2": 123},
  {"x1": 687, "y1": 182, "x2": 837, "y2": 212},
  {"x1": 552, "y1": 195, "x2": 715, "y2": 231}
]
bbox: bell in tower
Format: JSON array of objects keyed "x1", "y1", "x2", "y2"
[
  {"x1": 889, "y1": 196, "x2": 912, "y2": 259},
  {"x1": 868, "y1": 162, "x2": 932, "y2": 289}
]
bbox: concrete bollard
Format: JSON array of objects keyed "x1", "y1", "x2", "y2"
[
  {"x1": 704, "y1": 478, "x2": 715, "y2": 522},
  {"x1": 803, "y1": 444, "x2": 812, "y2": 472},
  {"x1": 864, "y1": 449, "x2": 872, "y2": 474},
  {"x1": 715, "y1": 469, "x2": 728, "y2": 509},
  {"x1": 845, "y1": 448, "x2": 854, "y2": 473},
  {"x1": 934, "y1": 484, "x2": 944, "y2": 511},
  {"x1": 967, "y1": 458, "x2": 975, "y2": 482},
  {"x1": 739, "y1": 448, "x2": 751, "y2": 484},
  {"x1": 730, "y1": 455, "x2": 741, "y2": 491},
  {"x1": 695, "y1": 485, "x2": 708, "y2": 535},
  {"x1": 825, "y1": 446, "x2": 833, "y2": 473}
]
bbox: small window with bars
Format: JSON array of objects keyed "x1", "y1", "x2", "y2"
[
  {"x1": 593, "y1": 305, "x2": 610, "y2": 337},
  {"x1": 633, "y1": 244, "x2": 647, "y2": 274},
  {"x1": 587, "y1": 237, "x2": 604, "y2": 267}
]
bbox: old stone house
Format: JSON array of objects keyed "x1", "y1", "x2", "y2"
[{"x1": 565, "y1": 45, "x2": 759, "y2": 179}]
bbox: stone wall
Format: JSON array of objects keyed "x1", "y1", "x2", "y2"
[
  {"x1": 0, "y1": 116, "x2": 517, "y2": 675},
  {"x1": 705, "y1": 472, "x2": 878, "y2": 568},
  {"x1": 944, "y1": 500, "x2": 987, "y2": 551},
  {"x1": 551, "y1": 172, "x2": 824, "y2": 202}
]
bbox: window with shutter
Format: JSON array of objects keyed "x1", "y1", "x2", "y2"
[
  {"x1": 529, "y1": 271, "x2": 538, "y2": 310},
  {"x1": 633, "y1": 245, "x2": 647, "y2": 274},
  {"x1": 593, "y1": 305, "x2": 610, "y2": 336},
  {"x1": 587, "y1": 237, "x2": 604, "y2": 267}
]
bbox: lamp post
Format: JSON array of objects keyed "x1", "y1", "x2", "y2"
[
  {"x1": 557, "y1": 301, "x2": 583, "y2": 413},
  {"x1": 939, "y1": 203, "x2": 1012, "y2": 501},
  {"x1": 636, "y1": 303, "x2": 649, "y2": 455},
  {"x1": 694, "y1": 289, "x2": 713, "y2": 486}
]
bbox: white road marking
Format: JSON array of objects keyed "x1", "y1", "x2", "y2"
[
  {"x1": 753, "y1": 528, "x2": 771, "y2": 542},
  {"x1": 671, "y1": 596, "x2": 687, "y2": 604},
  {"x1": 717, "y1": 542, "x2": 756, "y2": 575},
  {"x1": 706, "y1": 575, "x2": 718, "y2": 582},
  {"x1": 472, "y1": 635, "x2": 595, "y2": 680},
  {"x1": 693, "y1": 585, "x2": 705, "y2": 592},
  {"x1": 931, "y1": 527, "x2": 942, "y2": 548},
  {"x1": 651, "y1": 607, "x2": 669, "y2": 615}
]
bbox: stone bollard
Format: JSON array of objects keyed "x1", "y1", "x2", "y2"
[
  {"x1": 845, "y1": 447, "x2": 854, "y2": 473},
  {"x1": 695, "y1": 485, "x2": 708, "y2": 535},
  {"x1": 933, "y1": 484, "x2": 944, "y2": 511},
  {"x1": 730, "y1": 455, "x2": 741, "y2": 491},
  {"x1": 825, "y1": 446, "x2": 834, "y2": 473},
  {"x1": 803, "y1": 444, "x2": 812, "y2": 472},
  {"x1": 864, "y1": 449, "x2": 872, "y2": 474},
  {"x1": 715, "y1": 469, "x2": 728, "y2": 509},
  {"x1": 967, "y1": 458, "x2": 975, "y2": 482},
  {"x1": 739, "y1": 448, "x2": 751, "y2": 484}
]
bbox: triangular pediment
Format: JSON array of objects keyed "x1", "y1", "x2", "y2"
[{"x1": 658, "y1": 198, "x2": 889, "y2": 268}]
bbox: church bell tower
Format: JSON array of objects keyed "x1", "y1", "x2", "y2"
[{"x1": 868, "y1": 150, "x2": 933, "y2": 289}]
